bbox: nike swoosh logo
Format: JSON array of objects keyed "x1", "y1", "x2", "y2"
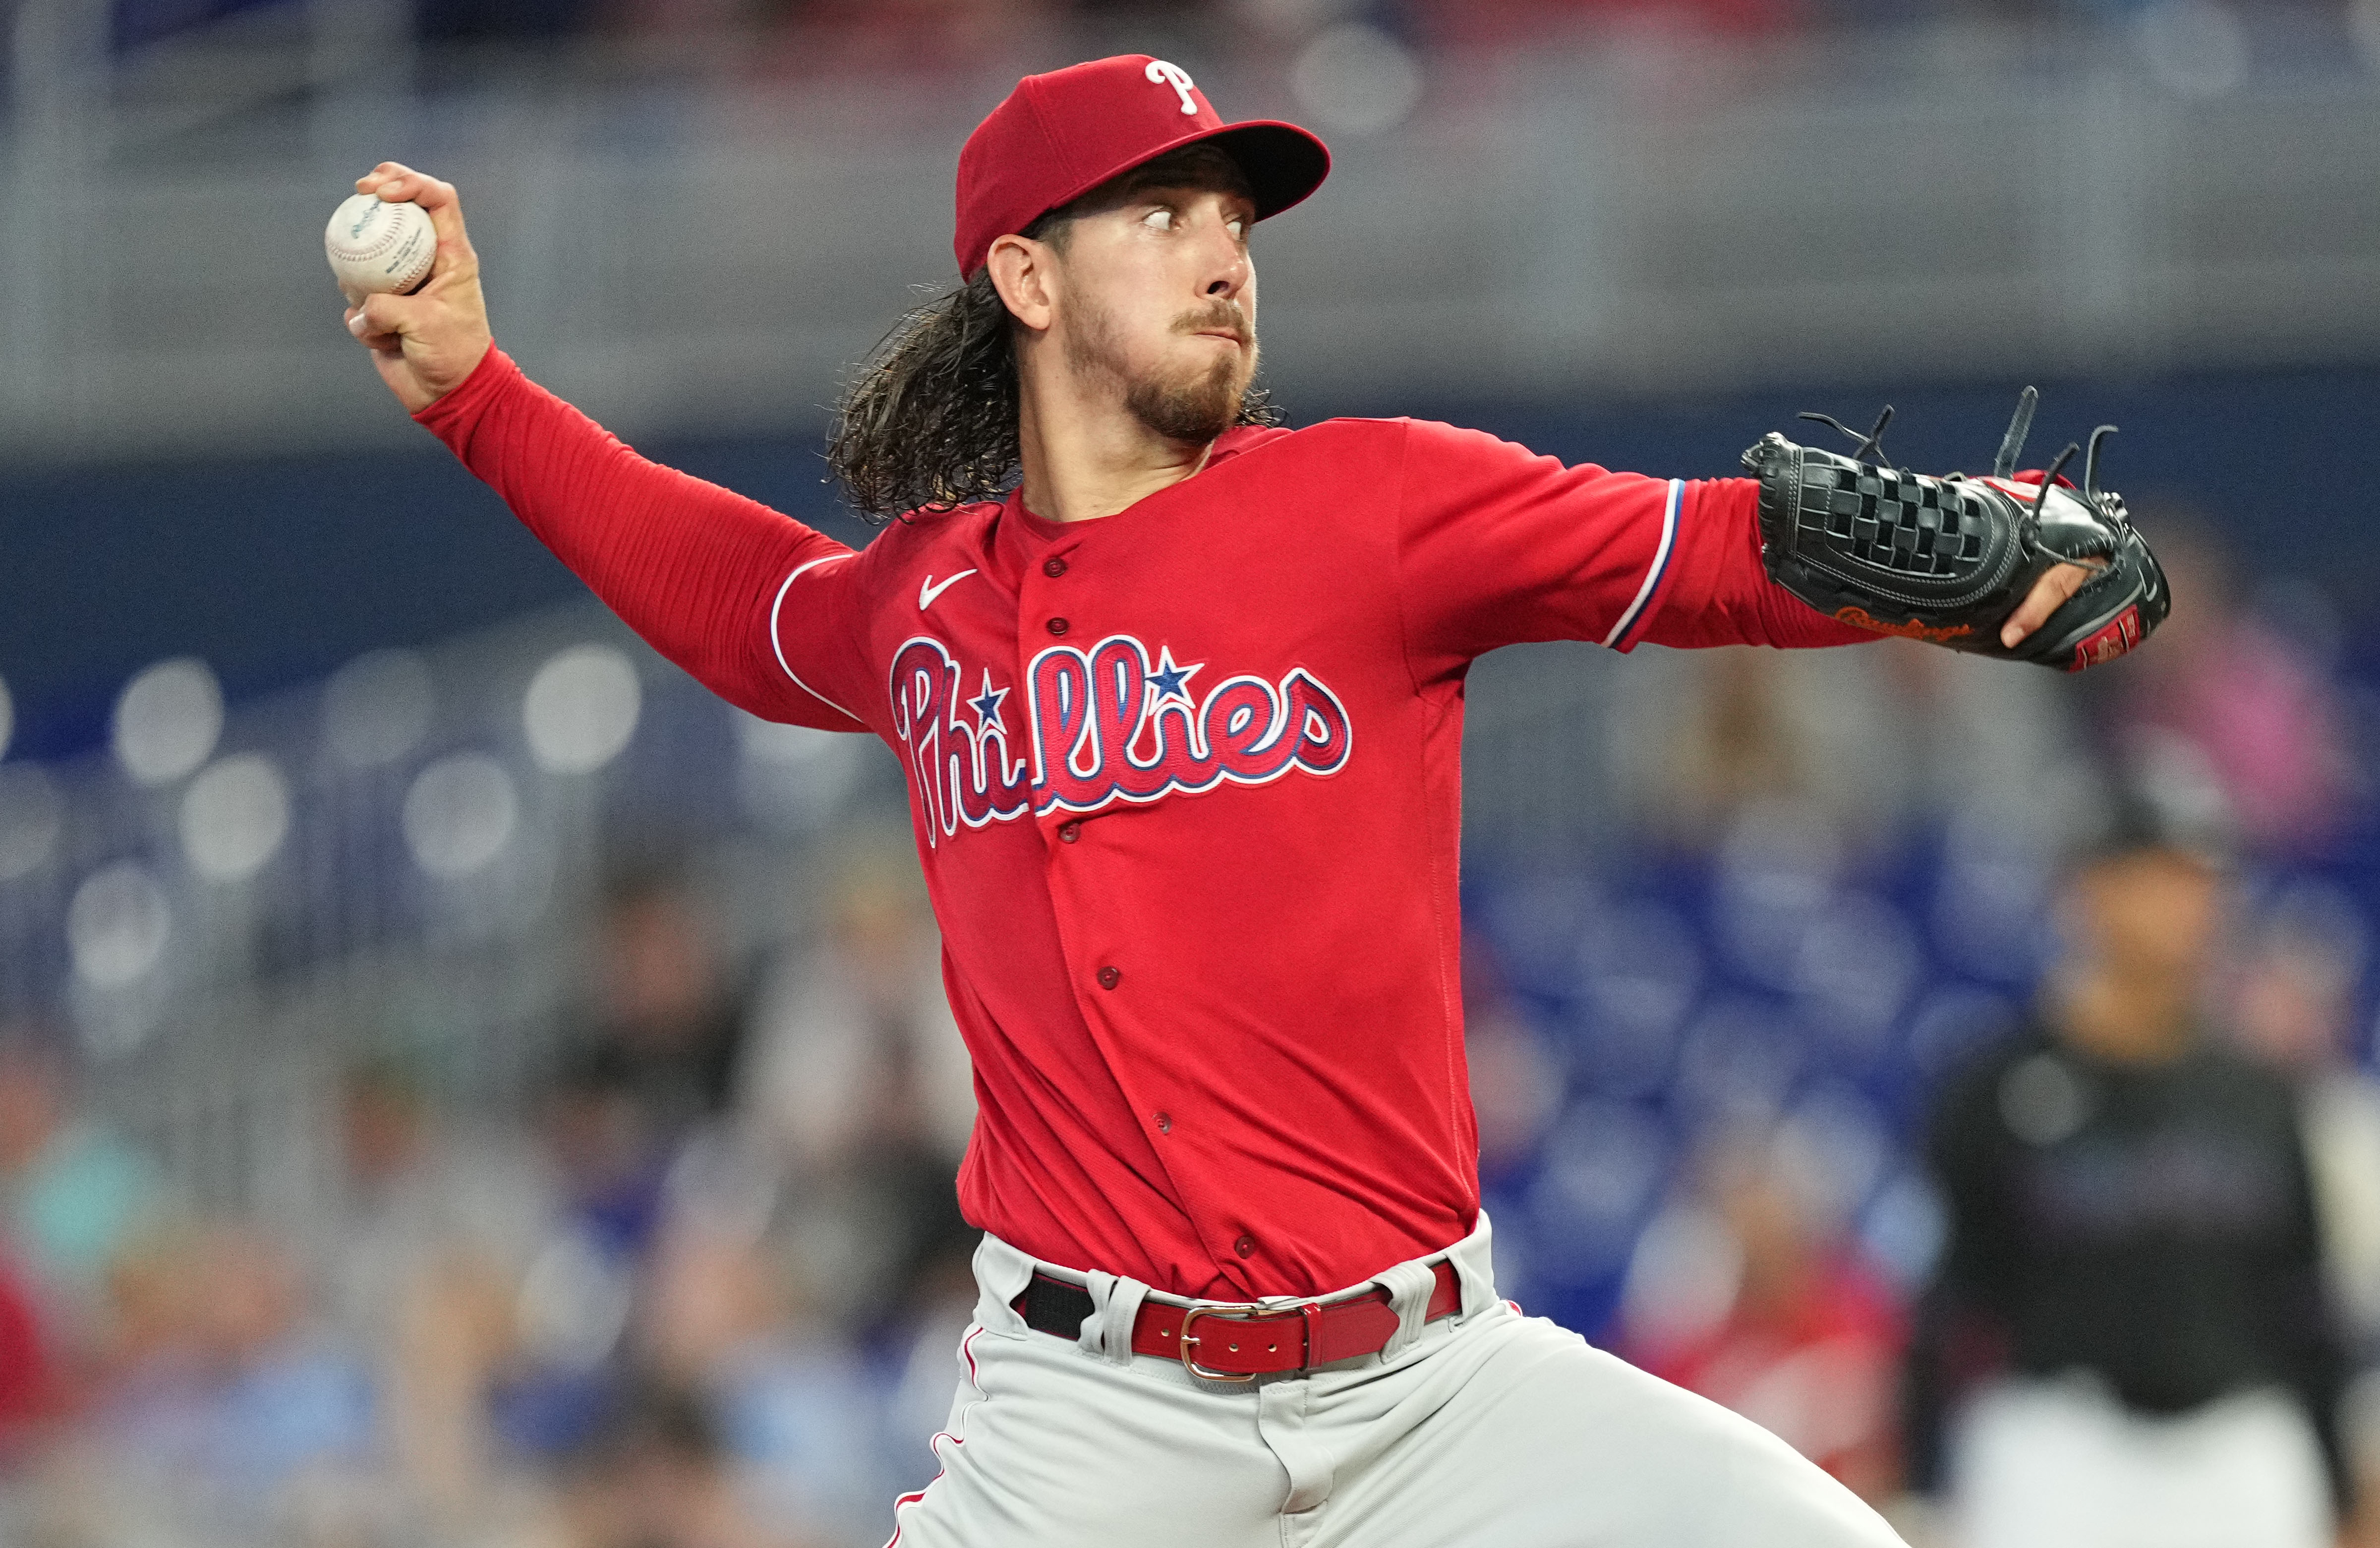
[{"x1": 918, "y1": 570, "x2": 978, "y2": 610}]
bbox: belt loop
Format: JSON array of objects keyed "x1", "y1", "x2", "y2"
[
  {"x1": 1373, "y1": 1259, "x2": 1438, "y2": 1361},
  {"x1": 1449, "y1": 1211, "x2": 1500, "y2": 1318},
  {"x1": 1076, "y1": 1269, "x2": 1151, "y2": 1366}
]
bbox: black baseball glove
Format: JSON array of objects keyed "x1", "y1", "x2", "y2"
[{"x1": 1740, "y1": 388, "x2": 2169, "y2": 671}]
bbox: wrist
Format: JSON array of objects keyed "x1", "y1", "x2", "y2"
[
  {"x1": 421, "y1": 333, "x2": 496, "y2": 408},
  {"x1": 413, "y1": 339, "x2": 507, "y2": 423},
  {"x1": 413, "y1": 341, "x2": 516, "y2": 440}
]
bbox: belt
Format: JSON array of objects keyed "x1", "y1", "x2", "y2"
[{"x1": 1014, "y1": 1259, "x2": 1463, "y2": 1382}]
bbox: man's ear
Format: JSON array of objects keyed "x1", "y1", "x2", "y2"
[{"x1": 987, "y1": 234, "x2": 1056, "y2": 334}]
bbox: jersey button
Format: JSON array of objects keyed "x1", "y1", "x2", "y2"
[
  {"x1": 1155, "y1": 1111, "x2": 1172, "y2": 1133},
  {"x1": 1058, "y1": 821, "x2": 1080, "y2": 843},
  {"x1": 1046, "y1": 617, "x2": 1070, "y2": 636},
  {"x1": 1097, "y1": 965, "x2": 1121, "y2": 990},
  {"x1": 1043, "y1": 557, "x2": 1068, "y2": 578},
  {"x1": 1234, "y1": 1234, "x2": 1256, "y2": 1259}
]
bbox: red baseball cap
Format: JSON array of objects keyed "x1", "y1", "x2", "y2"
[{"x1": 954, "y1": 55, "x2": 1331, "y2": 279}]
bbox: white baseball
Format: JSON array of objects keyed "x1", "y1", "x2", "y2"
[{"x1": 325, "y1": 193, "x2": 436, "y2": 296}]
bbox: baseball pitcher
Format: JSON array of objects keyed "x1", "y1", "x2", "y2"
[{"x1": 340, "y1": 54, "x2": 2164, "y2": 1548}]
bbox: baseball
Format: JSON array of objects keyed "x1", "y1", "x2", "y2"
[{"x1": 325, "y1": 193, "x2": 436, "y2": 296}]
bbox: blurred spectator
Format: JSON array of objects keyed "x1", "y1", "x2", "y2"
[
  {"x1": 0, "y1": 1254, "x2": 49, "y2": 1454},
  {"x1": 495, "y1": 1050, "x2": 672, "y2": 1459},
  {"x1": 318, "y1": 1057, "x2": 556, "y2": 1359},
  {"x1": 1621, "y1": 1127, "x2": 1905, "y2": 1503},
  {"x1": 1905, "y1": 786, "x2": 2344, "y2": 1548},
  {"x1": 2111, "y1": 519, "x2": 2354, "y2": 855},
  {"x1": 1651, "y1": 650, "x2": 1822, "y2": 837},
  {"x1": 2232, "y1": 885, "x2": 2380, "y2": 1349},
  {"x1": 740, "y1": 860, "x2": 975, "y2": 1332},
  {"x1": 0, "y1": 1023, "x2": 165, "y2": 1355},
  {"x1": 639, "y1": 1215, "x2": 893, "y2": 1545},
  {"x1": 315, "y1": 1056, "x2": 559, "y2": 1529},
  {"x1": 584, "y1": 862, "x2": 753, "y2": 1146},
  {"x1": 1613, "y1": 644, "x2": 1886, "y2": 850},
  {"x1": 35, "y1": 1224, "x2": 373, "y2": 1545},
  {"x1": 1616, "y1": 631, "x2": 2081, "y2": 851},
  {"x1": 556, "y1": 1380, "x2": 791, "y2": 1548},
  {"x1": 2231, "y1": 883, "x2": 2380, "y2": 1546},
  {"x1": 1464, "y1": 944, "x2": 1561, "y2": 1189}
]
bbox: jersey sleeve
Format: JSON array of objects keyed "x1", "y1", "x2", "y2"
[
  {"x1": 1391, "y1": 418, "x2": 1872, "y2": 679},
  {"x1": 415, "y1": 349, "x2": 874, "y2": 733}
]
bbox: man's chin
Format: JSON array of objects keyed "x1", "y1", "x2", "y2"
[{"x1": 1127, "y1": 358, "x2": 1251, "y2": 445}]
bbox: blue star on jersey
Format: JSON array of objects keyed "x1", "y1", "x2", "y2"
[
  {"x1": 968, "y1": 671, "x2": 1009, "y2": 737},
  {"x1": 1148, "y1": 646, "x2": 1200, "y2": 707}
]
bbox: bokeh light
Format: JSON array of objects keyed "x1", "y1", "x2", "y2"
[
  {"x1": 1289, "y1": 23, "x2": 1424, "y2": 136},
  {"x1": 112, "y1": 658, "x2": 224, "y2": 787},
  {"x1": 179, "y1": 752, "x2": 291, "y2": 883},
  {"x1": 322, "y1": 649, "x2": 436, "y2": 769},
  {"x1": 66, "y1": 860, "x2": 170, "y2": 987},
  {"x1": 522, "y1": 643, "x2": 641, "y2": 775},
  {"x1": 402, "y1": 752, "x2": 519, "y2": 878}
]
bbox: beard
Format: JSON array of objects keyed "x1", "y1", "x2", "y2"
[{"x1": 1065, "y1": 298, "x2": 1257, "y2": 446}]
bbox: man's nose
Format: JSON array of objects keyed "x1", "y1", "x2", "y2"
[{"x1": 1200, "y1": 233, "x2": 1249, "y2": 300}]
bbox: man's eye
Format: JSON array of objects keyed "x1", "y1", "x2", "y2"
[
  {"x1": 1226, "y1": 218, "x2": 1246, "y2": 238},
  {"x1": 1142, "y1": 208, "x2": 1174, "y2": 231}
]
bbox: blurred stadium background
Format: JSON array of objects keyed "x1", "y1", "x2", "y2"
[{"x1": 1, "y1": 0, "x2": 2378, "y2": 1543}]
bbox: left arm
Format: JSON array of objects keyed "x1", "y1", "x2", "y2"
[
  {"x1": 1635, "y1": 476, "x2": 2095, "y2": 652},
  {"x1": 1387, "y1": 419, "x2": 2089, "y2": 677}
]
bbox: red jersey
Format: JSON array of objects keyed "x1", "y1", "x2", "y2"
[{"x1": 420, "y1": 348, "x2": 1865, "y2": 1299}]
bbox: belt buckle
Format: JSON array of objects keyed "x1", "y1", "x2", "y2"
[{"x1": 1177, "y1": 1303, "x2": 1273, "y2": 1383}]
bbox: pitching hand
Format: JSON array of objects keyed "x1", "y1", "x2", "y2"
[{"x1": 341, "y1": 164, "x2": 492, "y2": 414}]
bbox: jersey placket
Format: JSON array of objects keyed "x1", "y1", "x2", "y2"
[{"x1": 1013, "y1": 524, "x2": 1224, "y2": 1264}]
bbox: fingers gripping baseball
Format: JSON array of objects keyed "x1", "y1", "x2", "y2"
[
  {"x1": 339, "y1": 162, "x2": 493, "y2": 414},
  {"x1": 345, "y1": 293, "x2": 408, "y2": 348}
]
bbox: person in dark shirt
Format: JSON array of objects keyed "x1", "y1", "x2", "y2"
[
  {"x1": 581, "y1": 860, "x2": 750, "y2": 1145},
  {"x1": 1904, "y1": 786, "x2": 2346, "y2": 1548}
]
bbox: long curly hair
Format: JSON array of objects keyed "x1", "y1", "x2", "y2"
[{"x1": 826, "y1": 150, "x2": 1283, "y2": 525}]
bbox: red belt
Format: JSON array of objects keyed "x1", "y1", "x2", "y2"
[{"x1": 1014, "y1": 1260, "x2": 1462, "y2": 1381}]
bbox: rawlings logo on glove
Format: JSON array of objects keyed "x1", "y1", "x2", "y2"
[{"x1": 1741, "y1": 388, "x2": 2169, "y2": 672}]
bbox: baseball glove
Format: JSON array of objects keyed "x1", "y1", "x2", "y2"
[{"x1": 1740, "y1": 388, "x2": 2169, "y2": 671}]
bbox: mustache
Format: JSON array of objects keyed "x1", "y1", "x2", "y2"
[{"x1": 1175, "y1": 302, "x2": 1251, "y2": 345}]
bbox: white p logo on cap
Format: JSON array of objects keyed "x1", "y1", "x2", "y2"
[{"x1": 1145, "y1": 59, "x2": 1199, "y2": 115}]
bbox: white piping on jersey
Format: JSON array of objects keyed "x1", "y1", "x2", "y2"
[
  {"x1": 770, "y1": 553, "x2": 862, "y2": 719},
  {"x1": 1600, "y1": 477, "x2": 1684, "y2": 649}
]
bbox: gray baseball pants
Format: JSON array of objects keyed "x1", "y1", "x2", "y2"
[{"x1": 884, "y1": 1216, "x2": 1906, "y2": 1548}]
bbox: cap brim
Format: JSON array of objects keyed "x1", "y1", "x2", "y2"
[
  {"x1": 1036, "y1": 118, "x2": 1332, "y2": 234},
  {"x1": 1201, "y1": 120, "x2": 1333, "y2": 223}
]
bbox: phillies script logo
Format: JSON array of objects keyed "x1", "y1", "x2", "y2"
[{"x1": 887, "y1": 634, "x2": 1354, "y2": 845}]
